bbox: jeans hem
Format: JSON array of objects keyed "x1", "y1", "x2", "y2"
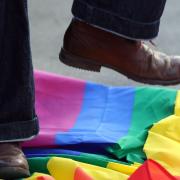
[
  {"x1": 72, "y1": 0, "x2": 160, "y2": 40},
  {"x1": 0, "y1": 116, "x2": 39, "y2": 142}
]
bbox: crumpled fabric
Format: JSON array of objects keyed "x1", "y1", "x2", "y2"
[
  {"x1": 24, "y1": 157, "x2": 129, "y2": 180},
  {"x1": 23, "y1": 71, "x2": 177, "y2": 163},
  {"x1": 144, "y1": 115, "x2": 180, "y2": 176},
  {"x1": 24, "y1": 158, "x2": 180, "y2": 180},
  {"x1": 21, "y1": 71, "x2": 180, "y2": 179},
  {"x1": 25, "y1": 173, "x2": 55, "y2": 180},
  {"x1": 129, "y1": 160, "x2": 180, "y2": 180},
  {"x1": 144, "y1": 91, "x2": 180, "y2": 176}
]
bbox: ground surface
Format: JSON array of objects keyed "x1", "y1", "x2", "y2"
[{"x1": 29, "y1": 0, "x2": 180, "y2": 88}]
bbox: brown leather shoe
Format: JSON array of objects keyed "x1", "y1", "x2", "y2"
[
  {"x1": 0, "y1": 143, "x2": 30, "y2": 179},
  {"x1": 60, "y1": 19, "x2": 180, "y2": 85}
]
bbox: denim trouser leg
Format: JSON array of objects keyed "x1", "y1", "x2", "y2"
[
  {"x1": 0, "y1": 0, "x2": 39, "y2": 142},
  {"x1": 72, "y1": 0, "x2": 167, "y2": 40}
]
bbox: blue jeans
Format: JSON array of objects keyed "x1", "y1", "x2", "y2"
[
  {"x1": 0, "y1": 0, "x2": 166, "y2": 141},
  {"x1": 72, "y1": 0, "x2": 167, "y2": 40}
]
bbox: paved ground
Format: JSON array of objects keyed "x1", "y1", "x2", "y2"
[{"x1": 29, "y1": 0, "x2": 180, "y2": 88}]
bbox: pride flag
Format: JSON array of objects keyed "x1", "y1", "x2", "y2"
[{"x1": 22, "y1": 70, "x2": 180, "y2": 179}]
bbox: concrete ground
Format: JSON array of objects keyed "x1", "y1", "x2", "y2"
[{"x1": 29, "y1": 0, "x2": 180, "y2": 88}]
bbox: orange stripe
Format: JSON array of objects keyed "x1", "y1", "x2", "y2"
[{"x1": 74, "y1": 167, "x2": 94, "y2": 180}]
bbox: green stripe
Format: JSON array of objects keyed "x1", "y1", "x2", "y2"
[
  {"x1": 107, "y1": 87, "x2": 177, "y2": 163},
  {"x1": 27, "y1": 153, "x2": 129, "y2": 175}
]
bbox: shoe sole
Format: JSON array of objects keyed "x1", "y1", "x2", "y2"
[
  {"x1": 59, "y1": 48, "x2": 180, "y2": 86},
  {"x1": 0, "y1": 167, "x2": 30, "y2": 179}
]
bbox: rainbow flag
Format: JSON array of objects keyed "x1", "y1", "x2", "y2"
[{"x1": 22, "y1": 70, "x2": 180, "y2": 179}]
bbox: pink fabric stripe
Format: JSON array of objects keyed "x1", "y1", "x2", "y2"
[{"x1": 24, "y1": 70, "x2": 86, "y2": 147}]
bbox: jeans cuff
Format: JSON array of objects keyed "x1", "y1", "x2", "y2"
[
  {"x1": 72, "y1": 0, "x2": 160, "y2": 40},
  {"x1": 0, "y1": 116, "x2": 39, "y2": 142}
]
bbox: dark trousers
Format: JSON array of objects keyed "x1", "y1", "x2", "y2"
[
  {"x1": 72, "y1": 0, "x2": 167, "y2": 40},
  {"x1": 0, "y1": 0, "x2": 38, "y2": 142},
  {"x1": 0, "y1": 0, "x2": 166, "y2": 141}
]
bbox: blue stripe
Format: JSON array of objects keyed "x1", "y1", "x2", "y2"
[
  {"x1": 24, "y1": 149, "x2": 81, "y2": 158},
  {"x1": 55, "y1": 83, "x2": 135, "y2": 146}
]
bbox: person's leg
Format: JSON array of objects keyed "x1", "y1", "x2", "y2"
[
  {"x1": 60, "y1": 0, "x2": 180, "y2": 85},
  {"x1": 0, "y1": 0, "x2": 38, "y2": 178},
  {"x1": 71, "y1": 0, "x2": 166, "y2": 40}
]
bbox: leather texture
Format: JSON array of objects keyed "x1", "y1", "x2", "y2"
[
  {"x1": 61, "y1": 19, "x2": 180, "y2": 85},
  {"x1": 0, "y1": 143, "x2": 30, "y2": 179}
]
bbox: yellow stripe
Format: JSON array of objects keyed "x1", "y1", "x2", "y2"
[
  {"x1": 107, "y1": 162, "x2": 138, "y2": 175},
  {"x1": 48, "y1": 157, "x2": 77, "y2": 180},
  {"x1": 144, "y1": 115, "x2": 180, "y2": 176},
  {"x1": 175, "y1": 90, "x2": 180, "y2": 116},
  {"x1": 47, "y1": 157, "x2": 129, "y2": 180}
]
